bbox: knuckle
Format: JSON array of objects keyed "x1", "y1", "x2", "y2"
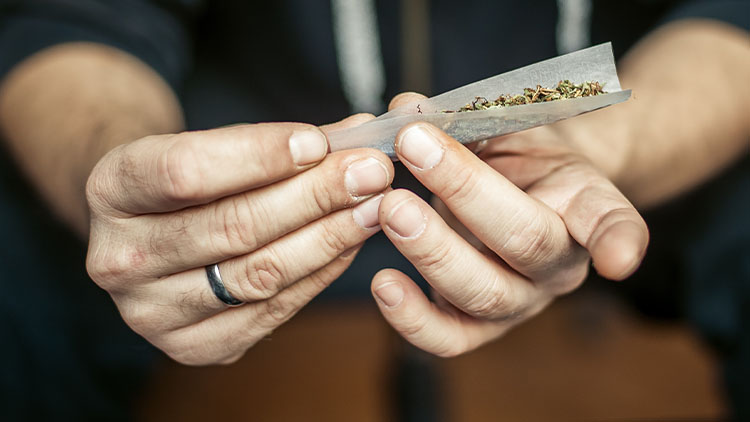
[
  {"x1": 84, "y1": 168, "x2": 111, "y2": 212},
  {"x1": 436, "y1": 164, "x2": 480, "y2": 205},
  {"x1": 86, "y1": 242, "x2": 145, "y2": 290},
  {"x1": 158, "y1": 137, "x2": 205, "y2": 202},
  {"x1": 177, "y1": 285, "x2": 217, "y2": 317},
  {"x1": 238, "y1": 252, "x2": 286, "y2": 300},
  {"x1": 114, "y1": 143, "x2": 142, "y2": 185},
  {"x1": 320, "y1": 222, "x2": 353, "y2": 256},
  {"x1": 308, "y1": 178, "x2": 338, "y2": 214},
  {"x1": 255, "y1": 142, "x2": 285, "y2": 178},
  {"x1": 85, "y1": 146, "x2": 127, "y2": 212},
  {"x1": 462, "y1": 277, "x2": 513, "y2": 320},
  {"x1": 502, "y1": 212, "x2": 555, "y2": 269},
  {"x1": 300, "y1": 155, "x2": 360, "y2": 217},
  {"x1": 151, "y1": 210, "x2": 196, "y2": 255},
  {"x1": 118, "y1": 301, "x2": 168, "y2": 338},
  {"x1": 412, "y1": 239, "x2": 453, "y2": 276},
  {"x1": 213, "y1": 195, "x2": 262, "y2": 252}
]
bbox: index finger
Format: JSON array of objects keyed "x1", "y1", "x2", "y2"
[
  {"x1": 393, "y1": 122, "x2": 587, "y2": 287},
  {"x1": 87, "y1": 122, "x2": 329, "y2": 214}
]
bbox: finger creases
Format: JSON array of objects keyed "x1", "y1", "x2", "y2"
[
  {"x1": 134, "y1": 195, "x2": 384, "y2": 331},
  {"x1": 393, "y1": 123, "x2": 589, "y2": 288},
  {"x1": 93, "y1": 122, "x2": 335, "y2": 215},
  {"x1": 117, "y1": 148, "x2": 393, "y2": 277},
  {"x1": 379, "y1": 189, "x2": 545, "y2": 321},
  {"x1": 217, "y1": 194, "x2": 383, "y2": 303},
  {"x1": 153, "y1": 249, "x2": 358, "y2": 366},
  {"x1": 371, "y1": 268, "x2": 511, "y2": 358}
]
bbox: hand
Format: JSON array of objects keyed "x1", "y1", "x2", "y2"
[
  {"x1": 370, "y1": 94, "x2": 648, "y2": 357},
  {"x1": 85, "y1": 115, "x2": 393, "y2": 365}
]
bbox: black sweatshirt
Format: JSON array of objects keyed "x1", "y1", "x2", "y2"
[{"x1": 0, "y1": 1, "x2": 748, "y2": 420}]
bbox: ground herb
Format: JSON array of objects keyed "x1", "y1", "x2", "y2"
[{"x1": 444, "y1": 80, "x2": 605, "y2": 113}]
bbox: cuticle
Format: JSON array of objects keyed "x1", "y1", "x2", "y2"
[{"x1": 387, "y1": 199, "x2": 427, "y2": 239}]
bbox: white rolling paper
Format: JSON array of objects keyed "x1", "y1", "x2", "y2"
[{"x1": 327, "y1": 42, "x2": 630, "y2": 158}]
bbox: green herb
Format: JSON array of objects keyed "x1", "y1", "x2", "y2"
[{"x1": 444, "y1": 80, "x2": 606, "y2": 113}]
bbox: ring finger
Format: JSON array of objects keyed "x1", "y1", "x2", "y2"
[
  {"x1": 121, "y1": 193, "x2": 384, "y2": 332},
  {"x1": 151, "y1": 244, "x2": 361, "y2": 365},
  {"x1": 115, "y1": 147, "x2": 393, "y2": 279}
]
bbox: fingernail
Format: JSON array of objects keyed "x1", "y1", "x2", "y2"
[
  {"x1": 289, "y1": 130, "x2": 328, "y2": 165},
  {"x1": 352, "y1": 194, "x2": 384, "y2": 229},
  {"x1": 386, "y1": 199, "x2": 426, "y2": 238},
  {"x1": 345, "y1": 157, "x2": 389, "y2": 197},
  {"x1": 397, "y1": 125, "x2": 444, "y2": 170},
  {"x1": 374, "y1": 282, "x2": 404, "y2": 308}
]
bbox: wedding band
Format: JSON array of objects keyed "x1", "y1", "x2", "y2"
[{"x1": 205, "y1": 264, "x2": 243, "y2": 306}]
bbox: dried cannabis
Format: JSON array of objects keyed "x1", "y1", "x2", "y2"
[{"x1": 445, "y1": 80, "x2": 605, "y2": 113}]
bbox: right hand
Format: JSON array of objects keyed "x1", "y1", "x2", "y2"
[{"x1": 85, "y1": 115, "x2": 393, "y2": 365}]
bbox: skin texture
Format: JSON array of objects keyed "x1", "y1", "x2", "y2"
[
  {"x1": 0, "y1": 43, "x2": 393, "y2": 365},
  {"x1": 0, "y1": 20, "x2": 748, "y2": 363},
  {"x1": 369, "y1": 20, "x2": 749, "y2": 356},
  {"x1": 84, "y1": 118, "x2": 393, "y2": 365}
]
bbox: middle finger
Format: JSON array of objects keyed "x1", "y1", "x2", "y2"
[
  {"x1": 121, "y1": 193, "x2": 383, "y2": 331},
  {"x1": 393, "y1": 122, "x2": 589, "y2": 289},
  {"x1": 123, "y1": 148, "x2": 393, "y2": 277},
  {"x1": 378, "y1": 189, "x2": 546, "y2": 320}
]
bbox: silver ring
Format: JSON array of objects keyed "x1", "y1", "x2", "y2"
[{"x1": 205, "y1": 264, "x2": 243, "y2": 307}]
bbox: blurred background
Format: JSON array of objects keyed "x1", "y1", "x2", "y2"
[
  {"x1": 1, "y1": 1, "x2": 746, "y2": 421},
  {"x1": 137, "y1": 285, "x2": 725, "y2": 421}
]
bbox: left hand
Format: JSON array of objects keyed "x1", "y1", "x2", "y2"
[{"x1": 370, "y1": 94, "x2": 649, "y2": 357}]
